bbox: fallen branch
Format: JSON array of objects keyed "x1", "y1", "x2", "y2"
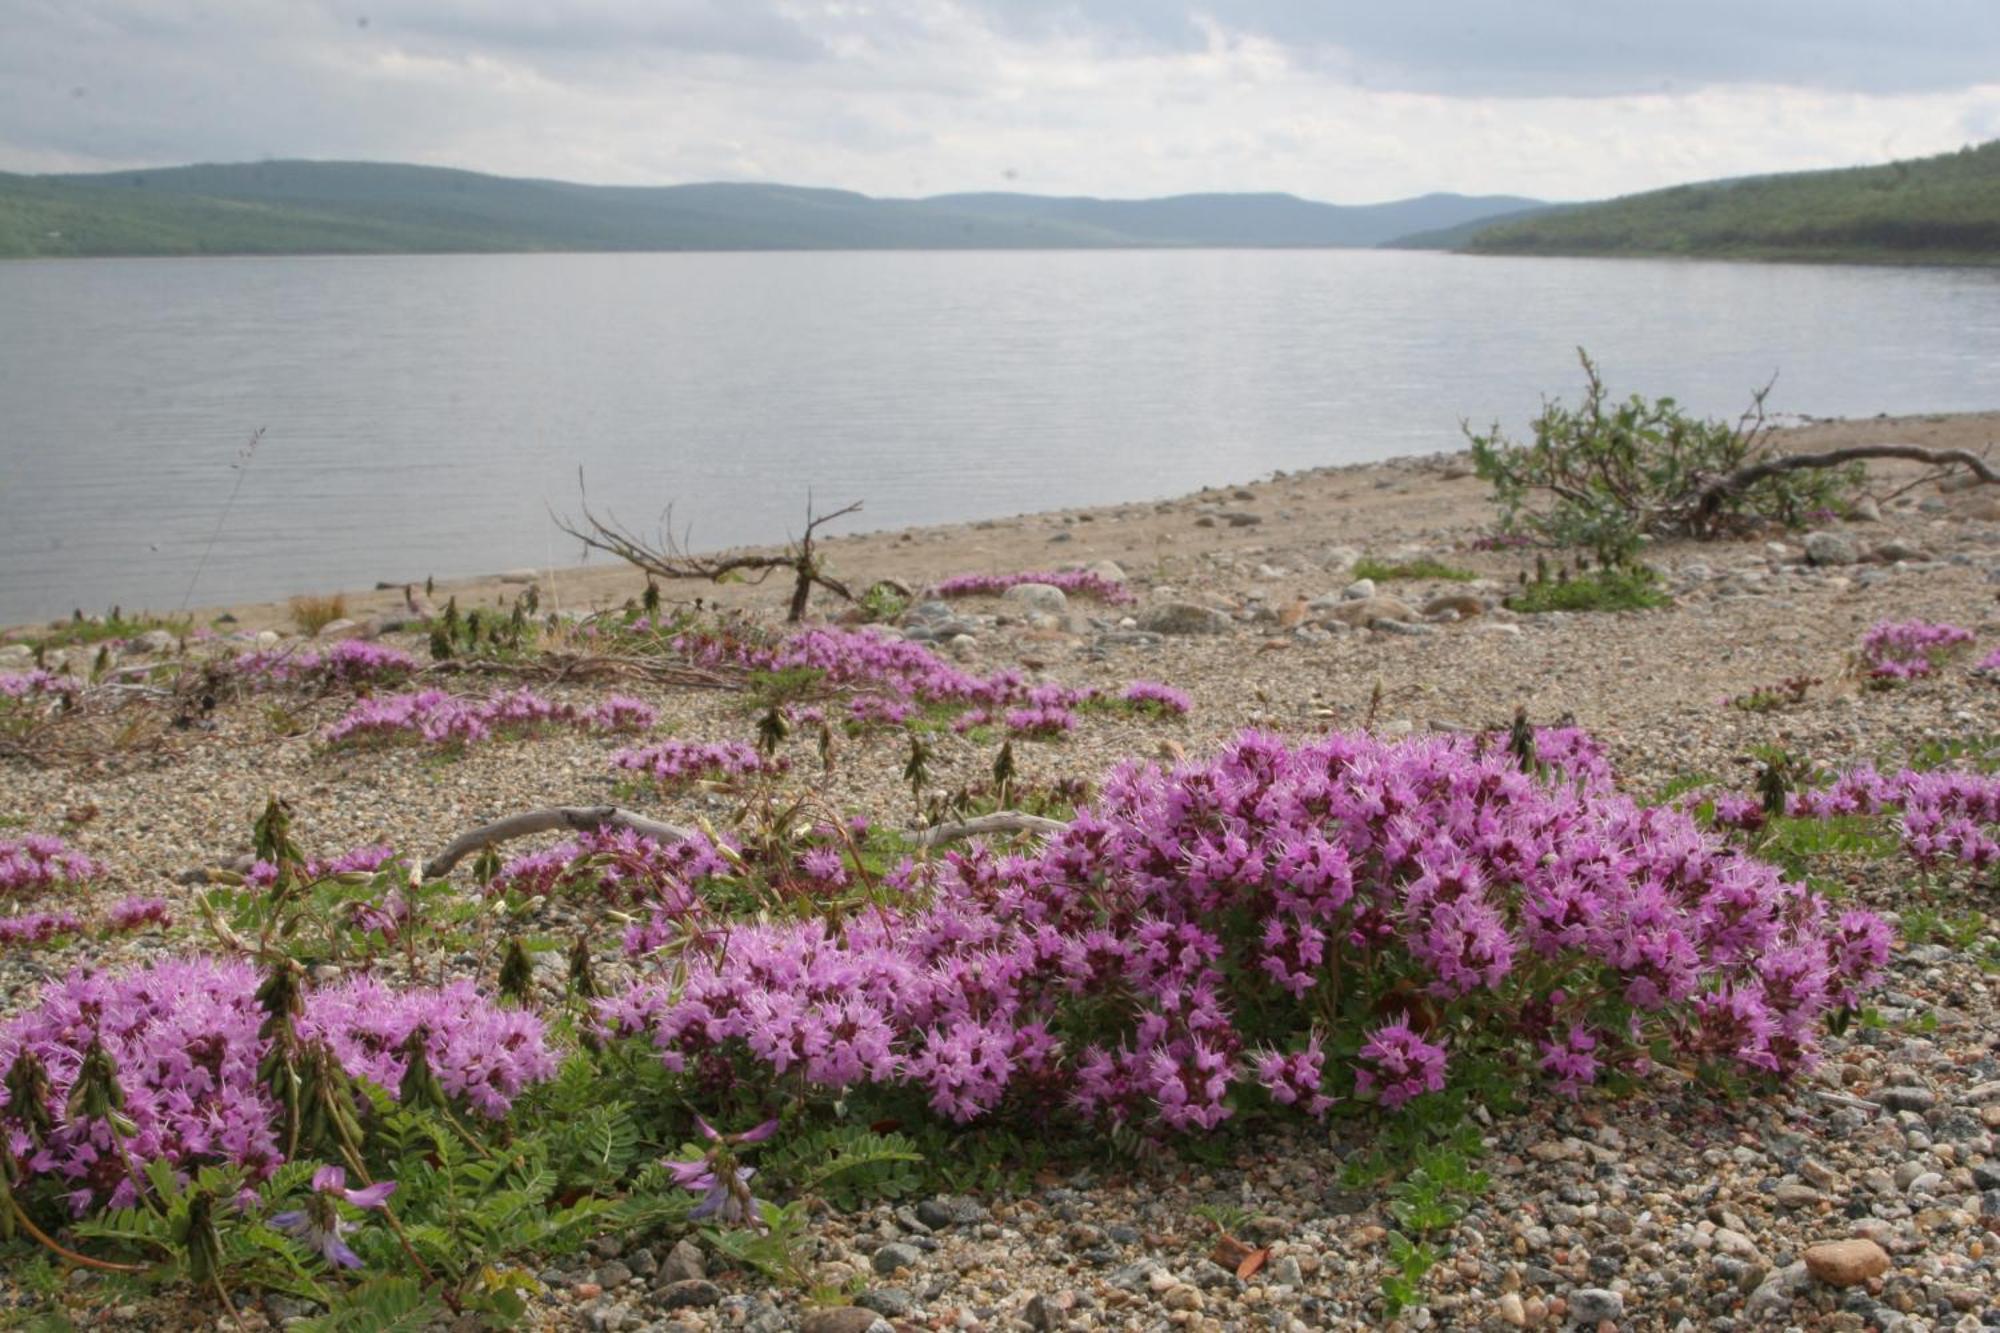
[
  {"x1": 905, "y1": 812, "x2": 1069, "y2": 848},
  {"x1": 1692, "y1": 444, "x2": 1999, "y2": 528},
  {"x1": 424, "y1": 806, "x2": 696, "y2": 879}
]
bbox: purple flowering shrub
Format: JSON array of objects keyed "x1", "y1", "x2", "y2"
[
  {"x1": 1859, "y1": 619, "x2": 1975, "y2": 682},
  {"x1": 598, "y1": 728, "x2": 1889, "y2": 1134},
  {"x1": 0, "y1": 909, "x2": 82, "y2": 946},
  {"x1": 612, "y1": 738, "x2": 784, "y2": 789},
  {"x1": 1781, "y1": 764, "x2": 2000, "y2": 871},
  {"x1": 235, "y1": 640, "x2": 419, "y2": 691},
  {"x1": 325, "y1": 686, "x2": 658, "y2": 749},
  {"x1": 0, "y1": 669, "x2": 79, "y2": 702},
  {"x1": 928, "y1": 569, "x2": 1136, "y2": 605},
  {"x1": 0, "y1": 833, "x2": 100, "y2": 899},
  {"x1": 677, "y1": 624, "x2": 1189, "y2": 737},
  {"x1": 0, "y1": 957, "x2": 557, "y2": 1211}
]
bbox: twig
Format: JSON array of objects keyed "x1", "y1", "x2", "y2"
[
  {"x1": 181, "y1": 427, "x2": 265, "y2": 612},
  {"x1": 423, "y1": 806, "x2": 697, "y2": 880},
  {"x1": 904, "y1": 812, "x2": 1070, "y2": 848}
]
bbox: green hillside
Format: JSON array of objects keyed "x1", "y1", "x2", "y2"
[
  {"x1": 0, "y1": 160, "x2": 1544, "y2": 258},
  {"x1": 1460, "y1": 140, "x2": 2000, "y2": 265}
]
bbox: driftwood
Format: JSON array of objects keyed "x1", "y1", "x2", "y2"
[
  {"x1": 905, "y1": 812, "x2": 1070, "y2": 848},
  {"x1": 424, "y1": 806, "x2": 696, "y2": 879},
  {"x1": 555, "y1": 480, "x2": 862, "y2": 623},
  {"x1": 1691, "y1": 443, "x2": 2000, "y2": 529}
]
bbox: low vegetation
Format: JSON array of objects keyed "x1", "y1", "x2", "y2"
[{"x1": 1349, "y1": 556, "x2": 1475, "y2": 583}]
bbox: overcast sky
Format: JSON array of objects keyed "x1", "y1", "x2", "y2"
[{"x1": 5, "y1": 1, "x2": 1999, "y2": 202}]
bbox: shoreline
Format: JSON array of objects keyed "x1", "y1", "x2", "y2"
[
  {"x1": 6, "y1": 406, "x2": 2000, "y2": 1329},
  {"x1": 8, "y1": 407, "x2": 1989, "y2": 642}
]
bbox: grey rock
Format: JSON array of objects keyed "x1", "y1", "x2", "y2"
[
  {"x1": 1803, "y1": 531, "x2": 1859, "y2": 566},
  {"x1": 1107, "y1": 1258, "x2": 1164, "y2": 1291},
  {"x1": 1221, "y1": 511, "x2": 1263, "y2": 528},
  {"x1": 1136, "y1": 603, "x2": 1234, "y2": 636},
  {"x1": 1875, "y1": 1086, "x2": 1936, "y2": 1113},
  {"x1": 1567, "y1": 1287, "x2": 1624, "y2": 1324},
  {"x1": 1341, "y1": 577, "x2": 1377, "y2": 600},
  {"x1": 1002, "y1": 582, "x2": 1069, "y2": 616},
  {"x1": 1849, "y1": 495, "x2": 1883, "y2": 522},
  {"x1": 857, "y1": 1288, "x2": 915, "y2": 1318},
  {"x1": 1372, "y1": 618, "x2": 1437, "y2": 636},
  {"x1": 658, "y1": 1240, "x2": 705, "y2": 1285},
  {"x1": 654, "y1": 1280, "x2": 721, "y2": 1309},
  {"x1": 594, "y1": 1260, "x2": 633, "y2": 1289},
  {"x1": 914, "y1": 1196, "x2": 985, "y2": 1229},
  {"x1": 870, "y1": 1243, "x2": 921, "y2": 1276}
]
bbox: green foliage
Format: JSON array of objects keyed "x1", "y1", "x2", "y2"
[
  {"x1": 293, "y1": 1276, "x2": 437, "y2": 1332},
  {"x1": 1906, "y1": 734, "x2": 2000, "y2": 774},
  {"x1": 1350, "y1": 556, "x2": 1475, "y2": 583},
  {"x1": 1505, "y1": 566, "x2": 1668, "y2": 614},
  {"x1": 1463, "y1": 139, "x2": 2000, "y2": 265},
  {"x1": 27, "y1": 610, "x2": 189, "y2": 652},
  {"x1": 760, "y1": 1126, "x2": 924, "y2": 1210},
  {"x1": 701, "y1": 1200, "x2": 815, "y2": 1287},
  {"x1": 1471, "y1": 351, "x2": 1859, "y2": 564},
  {"x1": 1380, "y1": 1230, "x2": 1442, "y2": 1318},
  {"x1": 858, "y1": 583, "x2": 910, "y2": 623},
  {"x1": 746, "y1": 666, "x2": 829, "y2": 711}
]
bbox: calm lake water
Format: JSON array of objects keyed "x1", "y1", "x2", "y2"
[{"x1": 2, "y1": 249, "x2": 1998, "y2": 625}]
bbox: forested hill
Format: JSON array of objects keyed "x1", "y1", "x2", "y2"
[
  {"x1": 1453, "y1": 140, "x2": 2000, "y2": 265},
  {"x1": 0, "y1": 160, "x2": 1540, "y2": 257}
]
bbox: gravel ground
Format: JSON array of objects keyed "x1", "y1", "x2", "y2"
[{"x1": 5, "y1": 415, "x2": 2000, "y2": 1332}]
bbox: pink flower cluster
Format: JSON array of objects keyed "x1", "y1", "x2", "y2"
[
  {"x1": 1004, "y1": 683, "x2": 1088, "y2": 737},
  {"x1": 612, "y1": 738, "x2": 783, "y2": 788},
  {"x1": 0, "y1": 669, "x2": 78, "y2": 701},
  {"x1": 929, "y1": 570, "x2": 1136, "y2": 605},
  {"x1": 0, "y1": 834, "x2": 99, "y2": 898},
  {"x1": 325, "y1": 687, "x2": 657, "y2": 748},
  {"x1": 490, "y1": 826, "x2": 732, "y2": 908},
  {"x1": 1120, "y1": 681, "x2": 1193, "y2": 716},
  {"x1": 0, "y1": 910, "x2": 81, "y2": 946},
  {"x1": 105, "y1": 897, "x2": 172, "y2": 932},
  {"x1": 581, "y1": 695, "x2": 659, "y2": 733},
  {"x1": 1859, "y1": 619, "x2": 1975, "y2": 681},
  {"x1": 0, "y1": 958, "x2": 558, "y2": 1211},
  {"x1": 235, "y1": 639, "x2": 419, "y2": 689},
  {"x1": 599, "y1": 728, "x2": 1888, "y2": 1132},
  {"x1": 1785, "y1": 765, "x2": 2000, "y2": 869}
]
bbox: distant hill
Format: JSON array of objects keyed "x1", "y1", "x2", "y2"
[
  {"x1": 0, "y1": 160, "x2": 1544, "y2": 258},
  {"x1": 1455, "y1": 140, "x2": 2000, "y2": 265},
  {"x1": 1379, "y1": 203, "x2": 1566, "y2": 250}
]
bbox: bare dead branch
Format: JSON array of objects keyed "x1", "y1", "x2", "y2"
[
  {"x1": 1692, "y1": 443, "x2": 1999, "y2": 529},
  {"x1": 904, "y1": 812, "x2": 1070, "y2": 848},
  {"x1": 554, "y1": 476, "x2": 862, "y2": 622},
  {"x1": 423, "y1": 805, "x2": 697, "y2": 880}
]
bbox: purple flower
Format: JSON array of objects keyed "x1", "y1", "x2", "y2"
[{"x1": 271, "y1": 1165, "x2": 396, "y2": 1268}]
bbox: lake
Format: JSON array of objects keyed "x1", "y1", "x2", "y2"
[{"x1": 2, "y1": 249, "x2": 1997, "y2": 625}]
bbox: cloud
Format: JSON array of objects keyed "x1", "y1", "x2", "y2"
[{"x1": 1, "y1": 1, "x2": 1996, "y2": 200}]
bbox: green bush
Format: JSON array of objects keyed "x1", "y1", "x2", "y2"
[
  {"x1": 1505, "y1": 565, "x2": 1669, "y2": 614},
  {"x1": 1469, "y1": 351, "x2": 1860, "y2": 566},
  {"x1": 1351, "y1": 557, "x2": 1476, "y2": 583}
]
